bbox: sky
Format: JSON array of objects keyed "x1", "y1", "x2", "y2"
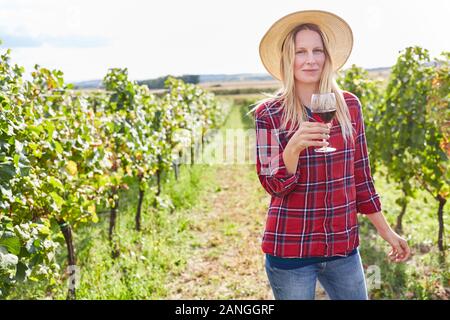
[{"x1": 1, "y1": 0, "x2": 449, "y2": 83}]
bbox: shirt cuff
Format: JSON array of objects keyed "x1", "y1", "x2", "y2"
[
  {"x1": 357, "y1": 195, "x2": 382, "y2": 215},
  {"x1": 268, "y1": 152, "x2": 300, "y2": 190}
]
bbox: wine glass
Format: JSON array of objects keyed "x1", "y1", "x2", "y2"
[{"x1": 310, "y1": 93, "x2": 337, "y2": 153}]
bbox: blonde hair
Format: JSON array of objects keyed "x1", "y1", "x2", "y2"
[{"x1": 250, "y1": 23, "x2": 354, "y2": 142}]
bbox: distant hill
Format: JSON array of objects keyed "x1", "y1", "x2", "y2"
[
  {"x1": 366, "y1": 67, "x2": 391, "y2": 73},
  {"x1": 72, "y1": 79, "x2": 103, "y2": 89},
  {"x1": 198, "y1": 73, "x2": 274, "y2": 83},
  {"x1": 72, "y1": 68, "x2": 392, "y2": 89},
  {"x1": 73, "y1": 73, "x2": 275, "y2": 89}
]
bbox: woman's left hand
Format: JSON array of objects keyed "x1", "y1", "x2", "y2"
[{"x1": 382, "y1": 231, "x2": 411, "y2": 262}]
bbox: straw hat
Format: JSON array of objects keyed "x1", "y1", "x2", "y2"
[{"x1": 259, "y1": 10, "x2": 353, "y2": 80}]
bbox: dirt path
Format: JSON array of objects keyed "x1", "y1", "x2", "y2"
[{"x1": 165, "y1": 163, "x2": 328, "y2": 300}]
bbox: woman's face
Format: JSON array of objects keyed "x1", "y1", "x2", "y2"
[{"x1": 293, "y1": 29, "x2": 326, "y2": 86}]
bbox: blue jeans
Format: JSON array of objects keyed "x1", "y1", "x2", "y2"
[{"x1": 265, "y1": 249, "x2": 368, "y2": 300}]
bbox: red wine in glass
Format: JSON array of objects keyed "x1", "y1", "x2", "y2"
[
  {"x1": 311, "y1": 93, "x2": 337, "y2": 152},
  {"x1": 312, "y1": 109, "x2": 336, "y2": 124}
]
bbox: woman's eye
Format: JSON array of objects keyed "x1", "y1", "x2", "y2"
[{"x1": 296, "y1": 50, "x2": 323, "y2": 54}]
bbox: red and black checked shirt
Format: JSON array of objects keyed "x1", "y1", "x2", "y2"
[{"x1": 255, "y1": 91, "x2": 381, "y2": 258}]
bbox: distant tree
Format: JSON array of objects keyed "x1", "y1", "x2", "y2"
[{"x1": 138, "y1": 74, "x2": 199, "y2": 89}]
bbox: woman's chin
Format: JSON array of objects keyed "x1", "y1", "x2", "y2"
[{"x1": 295, "y1": 77, "x2": 320, "y2": 85}]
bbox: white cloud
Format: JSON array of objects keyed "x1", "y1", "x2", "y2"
[{"x1": 1, "y1": 0, "x2": 449, "y2": 82}]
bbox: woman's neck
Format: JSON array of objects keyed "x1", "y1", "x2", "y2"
[{"x1": 296, "y1": 82, "x2": 319, "y2": 106}]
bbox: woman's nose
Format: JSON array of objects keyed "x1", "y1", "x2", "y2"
[{"x1": 305, "y1": 52, "x2": 316, "y2": 64}]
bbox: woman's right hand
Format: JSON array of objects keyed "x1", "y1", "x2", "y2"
[{"x1": 287, "y1": 121, "x2": 331, "y2": 153}]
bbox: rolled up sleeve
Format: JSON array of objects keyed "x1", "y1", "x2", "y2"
[
  {"x1": 255, "y1": 112, "x2": 300, "y2": 198},
  {"x1": 353, "y1": 99, "x2": 382, "y2": 214}
]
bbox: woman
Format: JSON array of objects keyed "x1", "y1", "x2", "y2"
[{"x1": 253, "y1": 10, "x2": 410, "y2": 300}]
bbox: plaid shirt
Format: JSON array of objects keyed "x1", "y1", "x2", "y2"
[{"x1": 255, "y1": 91, "x2": 381, "y2": 258}]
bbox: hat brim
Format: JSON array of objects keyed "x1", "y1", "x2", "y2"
[{"x1": 259, "y1": 10, "x2": 353, "y2": 80}]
